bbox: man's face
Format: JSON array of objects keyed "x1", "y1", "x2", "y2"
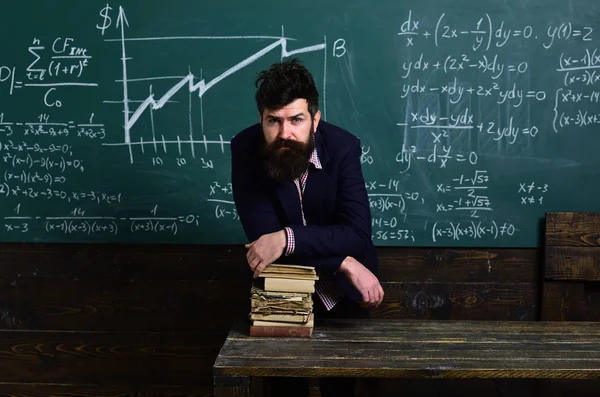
[
  {"x1": 260, "y1": 98, "x2": 320, "y2": 146},
  {"x1": 260, "y1": 99, "x2": 321, "y2": 181}
]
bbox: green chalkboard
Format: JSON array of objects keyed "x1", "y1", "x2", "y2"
[{"x1": 0, "y1": 0, "x2": 598, "y2": 246}]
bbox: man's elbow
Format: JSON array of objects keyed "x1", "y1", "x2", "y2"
[{"x1": 344, "y1": 225, "x2": 373, "y2": 256}]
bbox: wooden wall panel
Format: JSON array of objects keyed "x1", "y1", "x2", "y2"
[
  {"x1": 0, "y1": 243, "x2": 540, "y2": 396},
  {"x1": 373, "y1": 282, "x2": 536, "y2": 321},
  {"x1": 543, "y1": 212, "x2": 600, "y2": 322}
]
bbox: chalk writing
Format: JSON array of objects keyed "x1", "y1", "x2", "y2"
[{"x1": 0, "y1": 3, "x2": 598, "y2": 246}]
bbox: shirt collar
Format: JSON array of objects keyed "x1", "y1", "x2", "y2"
[{"x1": 308, "y1": 147, "x2": 322, "y2": 170}]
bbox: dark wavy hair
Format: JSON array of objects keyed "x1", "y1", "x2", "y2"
[{"x1": 255, "y1": 58, "x2": 319, "y2": 119}]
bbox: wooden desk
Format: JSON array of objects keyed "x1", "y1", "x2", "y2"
[{"x1": 213, "y1": 318, "x2": 600, "y2": 396}]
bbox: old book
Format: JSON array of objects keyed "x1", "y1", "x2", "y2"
[
  {"x1": 251, "y1": 298, "x2": 312, "y2": 311},
  {"x1": 251, "y1": 286, "x2": 310, "y2": 299},
  {"x1": 253, "y1": 314, "x2": 314, "y2": 328},
  {"x1": 260, "y1": 263, "x2": 319, "y2": 280},
  {"x1": 251, "y1": 308, "x2": 312, "y2": 318},
  {"x1": 250, "y1": 312, "x2": 310, "y2": 324},
  {"x1": 250, "y1": 325, "x2": 313, "y2": 338},
  {"x1": 252, "y1": 290, "x2": 312, "y2": 310},
  {"x1": 263, "y1": 277, "x2": 315, "y2": 293}
]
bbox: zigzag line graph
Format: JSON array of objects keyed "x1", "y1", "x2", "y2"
[{"x1": 102, "y1": 6, "x2": 328, "y2": 163}]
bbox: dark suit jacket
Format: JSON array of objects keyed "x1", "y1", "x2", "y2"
[{"x1": 230, "y1": 120, "x2": 378, "y2": 302}]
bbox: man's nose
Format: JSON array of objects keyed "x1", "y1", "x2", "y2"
[{"x1": 279, "y1": 121, "x2": 293, "y2": 140}]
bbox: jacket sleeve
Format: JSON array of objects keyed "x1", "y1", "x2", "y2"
[
  {"x1": 289, "y1": 139, "x2": 373, "y2": 258},
  {"x1": 276, "y1": 254, "x2": 346, "y2": 270}
]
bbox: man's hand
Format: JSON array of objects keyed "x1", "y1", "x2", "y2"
[
  {"x1": 339, "y1": 256, "x2": 384, "y2": 308},
  {"x1": 245, "y1": 230, "x2": 287, "y2": 278}
]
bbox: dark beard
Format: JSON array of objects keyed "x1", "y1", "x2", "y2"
[{"x1": 261, "y1": 129, "x2": 315, "y2": 182}]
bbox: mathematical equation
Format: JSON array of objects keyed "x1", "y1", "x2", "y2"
[
  {"x1": 400, "y1": 79, "x2": 547, "y2": 107},
  {"x1": 397, "y1": 10, "x2": 592, "y2": 50},
  {"x1": 432, "y1": 220, "x2": 517, "y2": 242},
  {"x1": 352, "y1": 8, "x2": 600, "y2": 245},
  {"x1": 553, "y1": 49, "x2": 600, "y2": 133},
  {"x1": 4, "y1": 204, "x2": 239, "y2": 236},
  {"x1": 0, "y1": 37, "x2": 96, "y2": 106},
  {"x1": 402, "y1": 53, "x2": 529, "y2": 79}
]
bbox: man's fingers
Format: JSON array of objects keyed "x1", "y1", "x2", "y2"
[
  {"x1": 253, "y1": 261, "x2": 265, "y2": 278},
  {"x1": 360, "y1": 289, "x2": 369, "y2": 304},
  {"x1": 371, "y1": 289, "x2": 378, "y2": 306},
  {"x1": 246, "y1": 247, "x2": 262, "y2": 265},
  {"x1": 249, "y1": 256, "x2": 260, "y2": 272},
  {"x1": 378, "y1": 284, "x2": 385, "y2": 306},
  {"x1": 364, "y1": 285, "x2": 384, "y2": 307},
  {"x1": 372, "y1": 284, "x2": 382, "y2": 307},
  {"x1": 367, "y1": 289, "x2": 376, "y2": 306}
]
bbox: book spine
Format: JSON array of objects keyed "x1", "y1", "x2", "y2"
[{"x1": 250, "y1": 326, "x2": 313, "y2": 338}]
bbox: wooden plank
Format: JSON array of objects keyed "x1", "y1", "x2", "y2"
[
  {"x1": 0, "y1": 242, "x2": 249, "y2": 280},
  {"x1": 0, "y1": 330, "x2": 220, "y2": 385},
  {"x1": 545, "y1": 247, "x2": 600, "y2": 281},
  {"x1": 0, "y1": 278, "x2": 249, "y2": 331},
  {"x1": 545, "y1": 212, "x2": 600, "y2": 247},
  {"x1": 214, "y1": 319, "x2": 600, "y2": 380},
  {"x1": 216, "y1": 358, "x2": 600, "y2": 379},
  {"x1": 377, "y1": 248, "x2": 538, "y2": 283},
  {"x1": 541, "y1": 282, "x2": 576, "y2": 321},
  {"x1": 0, "y1": 243, "x2": 540, "y2": 283},
  {"x1": 542, "y1": 281, "x2": 600, "y2": 321},
  {"x1": 0, "y1": 383, "x2": 213, "y2": 396},
  {"x1": 372, "y1": 282, "x2": 537, "y2": 321},
  {"x1": 218, "y1": 340, "x2": 600, "y2": 359},
  {"x1": 234, "y1": 317, "x2": 600, "y2": 335}
]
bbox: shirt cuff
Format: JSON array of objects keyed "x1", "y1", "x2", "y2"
[{"x1": 284, "y1": 227, "x2": 295, "y2": 256}]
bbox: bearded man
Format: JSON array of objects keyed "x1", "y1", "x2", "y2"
[{"x1": 230, "y1": 58, "x2": 383, "y2": 397}]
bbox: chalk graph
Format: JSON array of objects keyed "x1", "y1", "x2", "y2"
[{"x1": 101, "y1": 6, "x2": 328, "y2": 163}]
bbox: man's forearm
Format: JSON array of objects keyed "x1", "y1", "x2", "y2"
[
  {"x1": 276, "y1": 251, "x2": 347, "y2": 270},
  {"x1": 287, "y1": 224, "x2": 372, "y2": 258}
]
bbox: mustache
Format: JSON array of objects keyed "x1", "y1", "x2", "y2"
[{"x1": 269, "y1": 138, "x2": 306, "y2": 151}]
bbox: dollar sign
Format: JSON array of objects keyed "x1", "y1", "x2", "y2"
[{"x1": 96, "y1": 4, "x2": 112, "y2": 36}]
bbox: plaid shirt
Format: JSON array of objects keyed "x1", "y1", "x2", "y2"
[
  {"x1": 283, "y1": 147, "x2": 344, "y2": 311},
  {"x1": 283, "y1": 148, "x2": 321, "y2": 252}
]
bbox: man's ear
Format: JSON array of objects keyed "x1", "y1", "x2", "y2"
[
  {"x1": 313, "y1": 109, "x2": 322, "y2": 131},
  {"x1": 258, "y1": 111, "x2": 262, "y2": 122}
]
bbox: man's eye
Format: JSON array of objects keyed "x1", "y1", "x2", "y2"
[
  {"x1": 292, "y1": 118, "x2": 302, "y2": 124},
  {"x1": 268, "y1": 119, "x2": 279, "y2": 124}
]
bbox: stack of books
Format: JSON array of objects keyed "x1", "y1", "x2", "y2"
[{"x1": 249, "y1": 264, "x2": 318, "y2": 338}]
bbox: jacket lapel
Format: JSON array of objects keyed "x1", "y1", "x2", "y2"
[
  {"x1": 302, "y1": 130, "x2": 330, "y2": 217},
  {"x1": 273, "y1": 180, "x2": 304, "y2": 226}
]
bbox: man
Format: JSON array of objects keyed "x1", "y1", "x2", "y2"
[{"x1": 230, "y1": 58, "x2": 384, "y2": 397}]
